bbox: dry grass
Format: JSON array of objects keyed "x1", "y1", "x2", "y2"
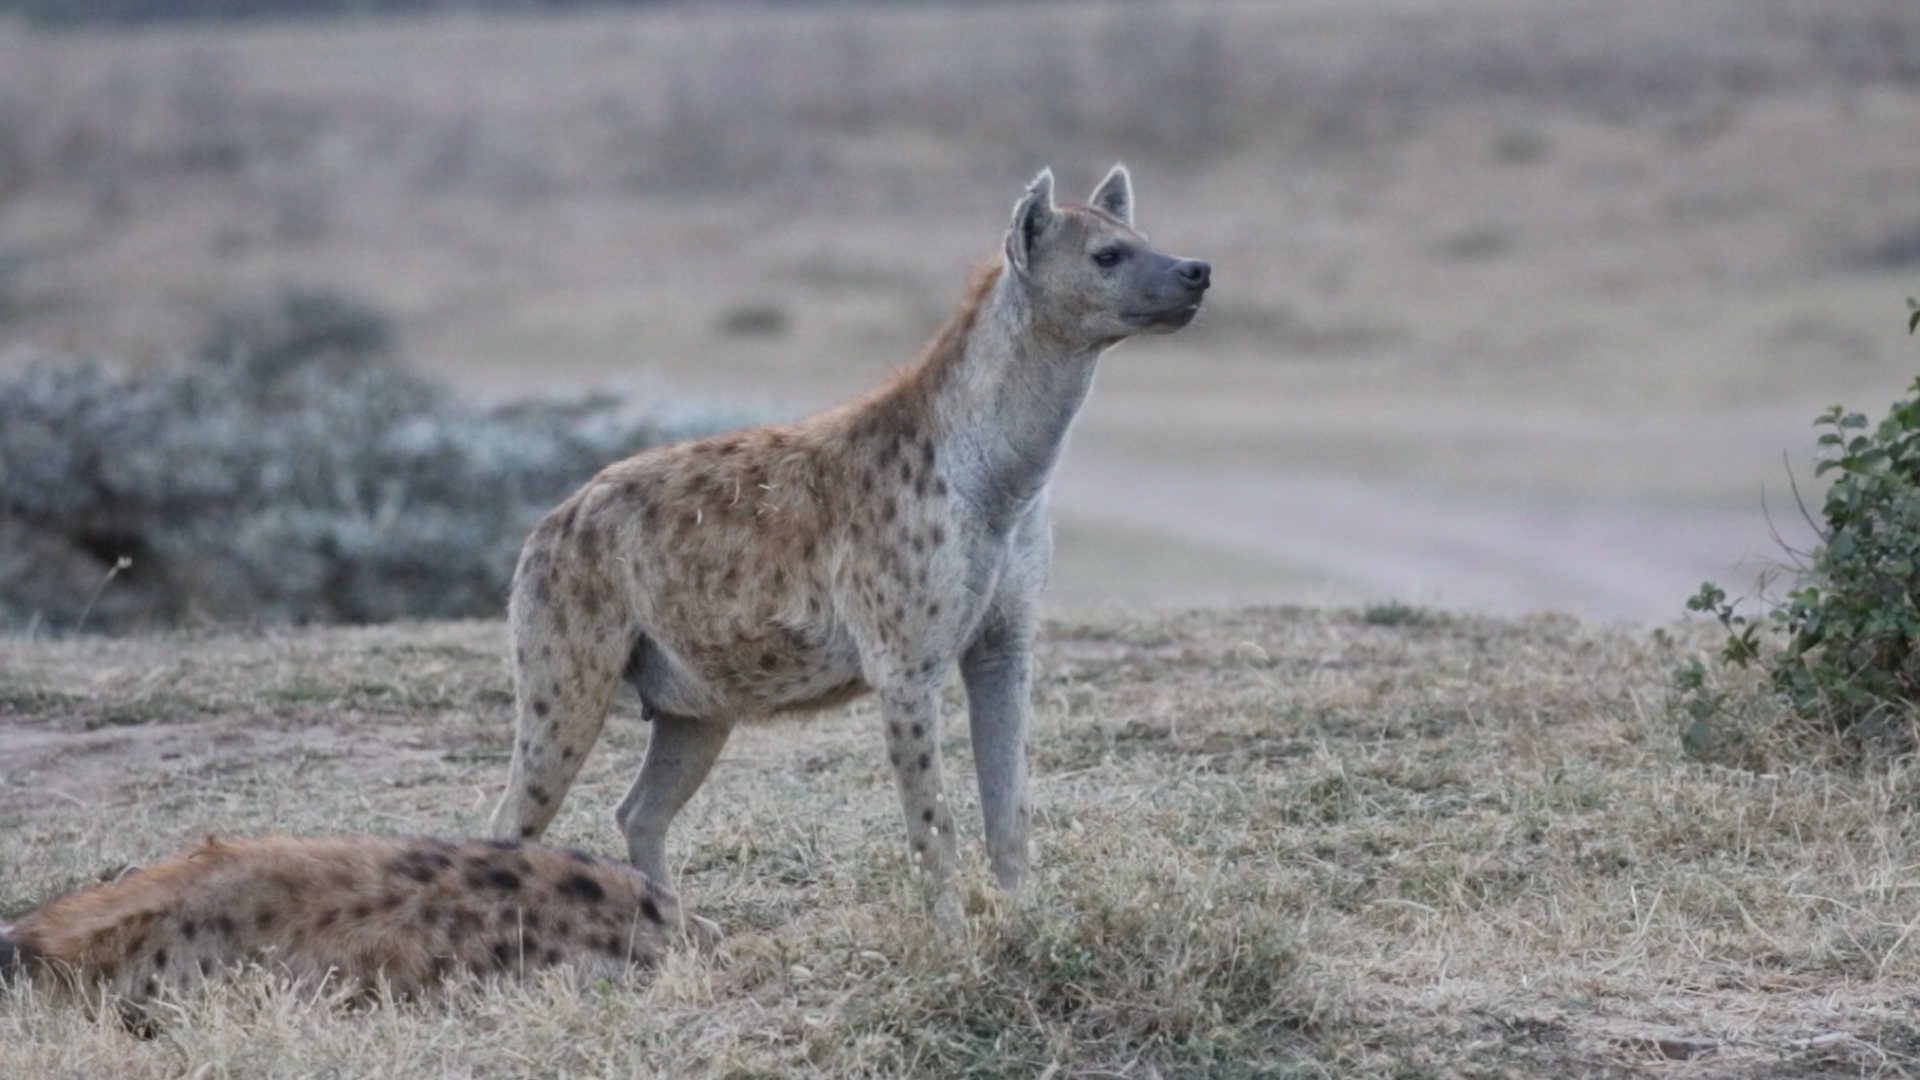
[{"x1": 5, "y1": 608, "x2": 1919, "y2": 1077}]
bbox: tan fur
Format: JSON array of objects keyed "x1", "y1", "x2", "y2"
[
  {"x1": 1, "y1": 835, "x2": 688, "y2": 1013},
  {"x1": 491, "y1": 166, "x2": 1210, "y2": 927}
]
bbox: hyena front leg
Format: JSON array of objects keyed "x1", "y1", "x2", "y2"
[
  {"x1": 961, "y1": 611, "x2": 1036, "y2": 893},
  {"x1": 878, "y1": 681, "x2": 963, "y2": 928}
]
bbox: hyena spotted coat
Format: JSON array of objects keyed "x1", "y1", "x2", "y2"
[
  {"x1": 491, "y1": 166, "x2": 1210, "y2": 924},
  {"x1": 0, "y1": 835, "x2": 687, "y2": 1018}
]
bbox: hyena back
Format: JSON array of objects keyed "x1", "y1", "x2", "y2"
[
  {"x1": 491, "y1": 166, "x2": 1210, "y2": 925},
  {"x1": 1, "y1": 835, "x2": 685, "y2": 1015}
]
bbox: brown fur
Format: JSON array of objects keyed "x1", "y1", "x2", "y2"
[
  {"x1": 0, "y1": 835, "x2": 690, "y2": 1014},
  {"x1": 491, "y1": 166, "x2": 1210, "y2": 927}
]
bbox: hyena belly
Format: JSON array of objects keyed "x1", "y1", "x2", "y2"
[{"x1": 0, "y1": 835, "x2": 685, "y2": 1011}]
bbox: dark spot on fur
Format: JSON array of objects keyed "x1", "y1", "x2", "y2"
[
  {"x1": 600, "y1": 934, "x2": 625, "y2": 958},
  {"x1": 152, "y1": 948, "x2": 168, "y2": 971},
  {"x1": 520, "y1": 825, "x2": 537, "y2": 839},
  {"x1": 543, "y1": 948, "x2": 563, "y2": 966},
  {"x1": 315, "y1": 909, "x2": 338, "y2": 931},
  {"x1": 528, "y1": 785, "x2": 551, "y2": 807},
  {"x1": 888, "y1": 721, "x2": 901, "y2": 738},
  {"x1": 918, "y1": 752, "x2": 931, "y2": 771},
  {"x1": 381, "y1": 893, "x2": 404, "y2": 912},
  {"x1": 450, "y1": 909, "x2": 482, "y2": 939},
  {"x1": 469, "y1": 865, "x2": 523, "y2": 892},
  {"x1": 532, "y1": 698, "x2": 550, "y2": 718},
  {"x1": 929, "y1": 524, "x2": 945, "y2": 546},
  {"x1": 758, "y1": 651, "x2": 778, "y2": 672},
  {"x1": 889, "y1": 751, "x2": 901, "y2": 767},
  {"x1": 491, "y1": 940, "x2": 515, "y2": 969},
  {"x1": 213, "y1": 915, "x2": 236, "y2": 938},
  {"x1": 560, "y1": 745, "x2": 576, "y2": 761},
  {"x1": 913, "y1": 841, "x2": 926, "y2": 853},
  {"x1": 198, "y1": 958, "x2": 212, "y2": 976},
  {"x1": 921, "y1": 809, "x2": 935, "y2": 823},
  {"x1": 255, "y1": 908, "x2": 277, "y2": 932},
  {"x1": 351, "y1": 903, "x2": 372, "y2": 920},
  {"x1": 558, "y1": 874, "x2": 606, "y2": 904},
  {"x1": 910, "y1": 723, "x2": 924, "y2": 739},
  {"x1": 390, "y1": 850, "x2": 448, "y2": 885},
  {"x1": 640, "y1": 898, "x2": 664, "y2": 925},
  {"x1": 180, "y1": 919, "x2": 197, "y2": 941},
  {"x1": 926, "y1": 601, "x2": 941, "y2": 618}
]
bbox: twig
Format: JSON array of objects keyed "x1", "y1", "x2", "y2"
[{"x1": 75, "y1": 556, "x2": 132, "y2": 635}]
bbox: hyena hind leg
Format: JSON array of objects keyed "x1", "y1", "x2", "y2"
[
  {"x1": 613, "y1": 712, "x2": 734, "y2": 888},
  {"x1": 490, "y1": 592, "x2": 632, "y2": 843}
]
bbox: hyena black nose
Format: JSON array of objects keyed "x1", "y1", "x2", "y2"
[{"x1": 1175, "y1": 260, "x2": 1211, "y2": 291}]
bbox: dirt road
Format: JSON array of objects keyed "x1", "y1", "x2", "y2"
[{"x1": 1052, "y1": 455, "x2": 1811, "y2": 621}]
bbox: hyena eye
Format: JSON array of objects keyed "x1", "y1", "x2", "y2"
[{"x1": 1091, "y1": 247, "x2": 1127, "y2": 269}]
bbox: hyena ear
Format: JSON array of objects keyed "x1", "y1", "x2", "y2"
[
  {"x1": 1005, "y1": 167, "x2": 1057, "y2": 277},
  {"x1": 1089, "y1": 164, "x2": 1132, "y2": 226}
]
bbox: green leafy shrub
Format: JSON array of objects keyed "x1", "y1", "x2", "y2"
[
  {"x1": 1682, "y1": 315, "x2": 1920, "y2": 752},
  {"x1": 0, "y1": 288, "x2": 753, "y2": 634}
]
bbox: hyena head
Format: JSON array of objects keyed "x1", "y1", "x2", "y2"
[{"x1": 1003, "y1": 164, "x2": 1211, "y2": 348}]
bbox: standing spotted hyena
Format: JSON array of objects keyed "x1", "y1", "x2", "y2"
[
  {"x1": 0, "y1": 834, "x2": 687, "y2": 1024},
  {"x1": 491, "y1": 166, "x2": 1210, "y2": 924}
]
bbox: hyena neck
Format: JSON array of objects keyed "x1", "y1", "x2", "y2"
[{"x1": 910, "y1": 264, "x2": 1104, "y2": 531}]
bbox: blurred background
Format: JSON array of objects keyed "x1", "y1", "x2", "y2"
[{"x1": 1, "y1": 0, "x2": 1917, "y2": 631}]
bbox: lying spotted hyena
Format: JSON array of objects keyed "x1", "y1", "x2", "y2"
[
  {"x1": 491, "y1": 166, "x2": 1210, "y2": 925},
  {"x1": 0, "y1": 834, "x2": 690, "y2": 1025}
]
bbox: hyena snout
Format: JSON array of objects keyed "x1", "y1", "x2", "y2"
[{"x1": 1129, "y1": 255, "x2": 1212, "y2": 331}]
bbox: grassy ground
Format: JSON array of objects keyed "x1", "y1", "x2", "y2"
[{"x1": 5, "y1": 609, "x2": 1917, "y2": 1077}]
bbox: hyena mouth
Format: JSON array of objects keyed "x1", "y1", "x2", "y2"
[{"x1": 1127, "y1": 301, "x2": 1203, "y2": 329}]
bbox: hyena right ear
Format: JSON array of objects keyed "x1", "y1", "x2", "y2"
[{"x1": 1005, "y1": 168, "x2": 1056, "y2": 278}]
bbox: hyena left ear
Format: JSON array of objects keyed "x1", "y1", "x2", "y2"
[
  {"x1": 1006, "y1": 167, "x2": 1057, "y2": 278},
  {"x1": 1089, "y1": 164, "x2": 1132, "y2": 227}
]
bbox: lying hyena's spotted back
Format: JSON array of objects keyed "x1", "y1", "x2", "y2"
[
  {"x1": 0, "y1": 835, "x2": 687, "y2": 1017},
  {"x1": 492, "y1": 166, "x2": 1210, "y2": 925}
]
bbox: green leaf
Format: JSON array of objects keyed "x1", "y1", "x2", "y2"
[{"x1": 1682, "y1": 719, "x2": 1714, "y2": 758}]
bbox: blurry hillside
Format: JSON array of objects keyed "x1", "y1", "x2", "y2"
[{"x1": 2, "y1": 0, "x2": 1918, "y2": 621}]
